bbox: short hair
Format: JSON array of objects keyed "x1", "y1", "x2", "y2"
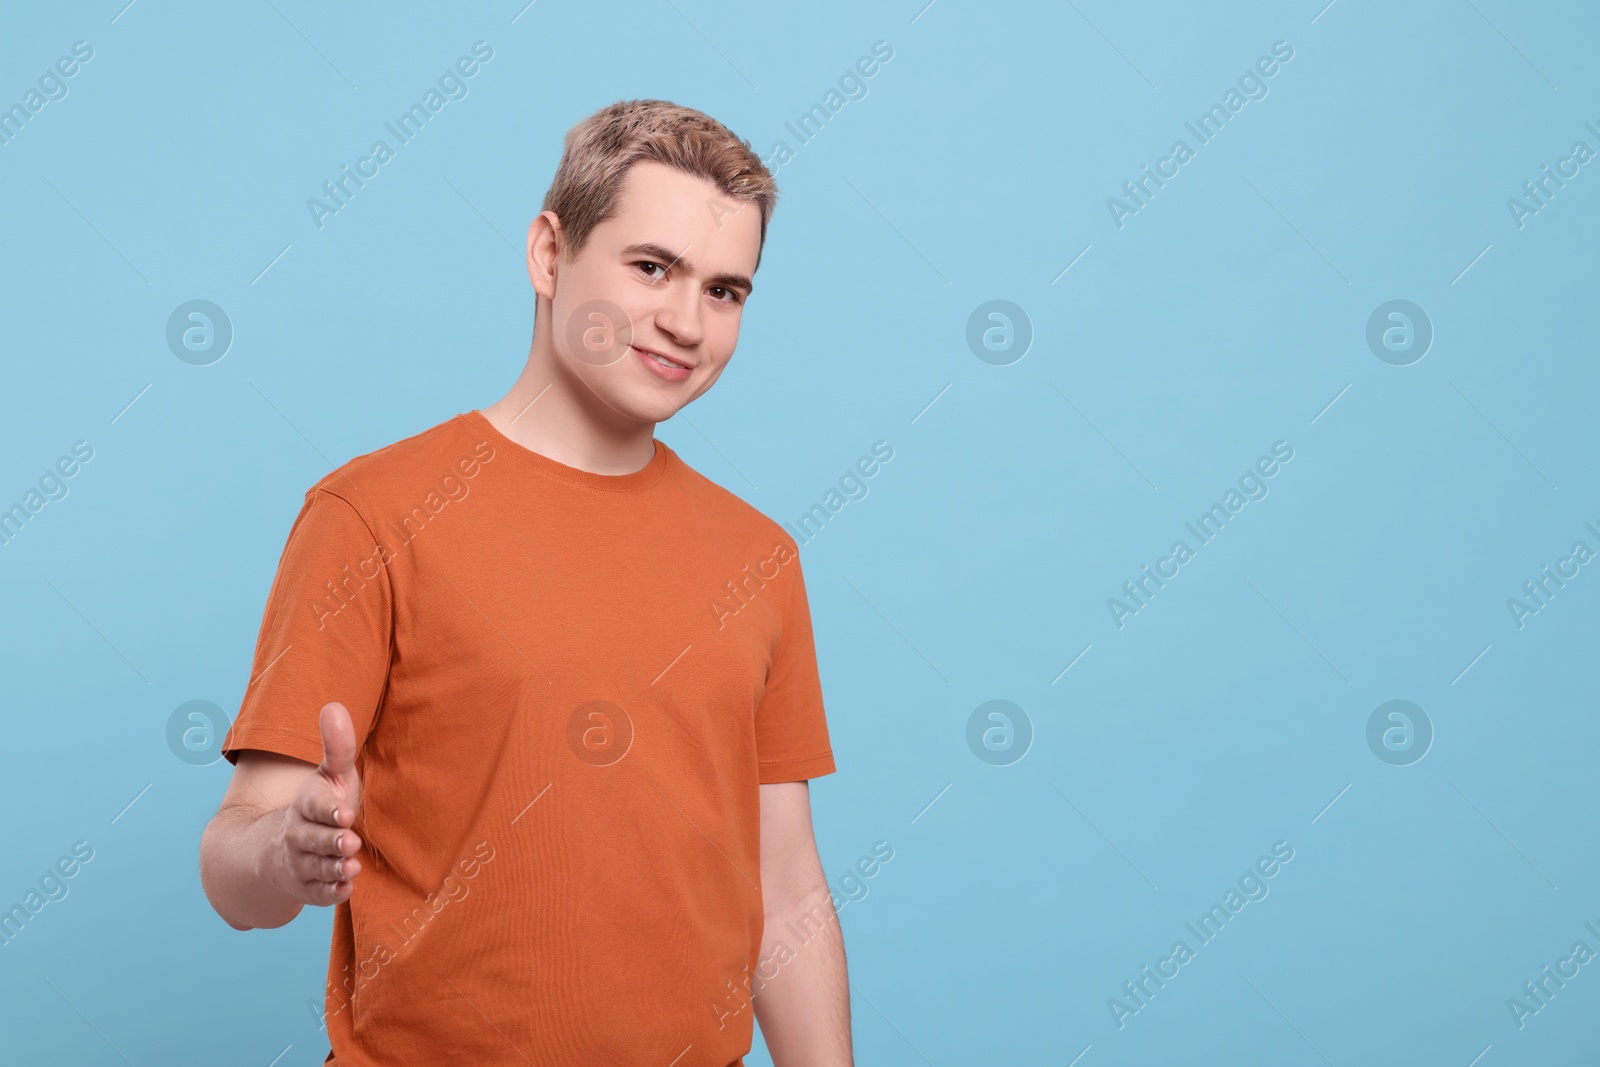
[{"x1": 541, "y1": 99, "x2": 777, "y2": 269}]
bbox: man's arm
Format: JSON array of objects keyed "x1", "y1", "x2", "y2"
[
  {"x1": 200, "y1": 703, "x2": 367, "y2": 930},
  {"x1": 200, "y1": 750, "x2": 317, "y2": 930},
  {"x1": 752, "y1": 780, "x2": 853, "y2": 1067}
]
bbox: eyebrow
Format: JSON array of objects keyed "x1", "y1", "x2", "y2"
[{"x1": 620, "y1": 242, "x2": 754, "y2": 296}]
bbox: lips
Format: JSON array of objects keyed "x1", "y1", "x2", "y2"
[
  {"x1": 632, "y1": 344, "x2": 693, "y2": 370},
  {"x1": 631, "y1": 345, "x2": 694, "y2": 383}
]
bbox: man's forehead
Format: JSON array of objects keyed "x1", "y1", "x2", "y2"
[{"x1": 606, "y1": 162, "x2": 761, "y2": 268}]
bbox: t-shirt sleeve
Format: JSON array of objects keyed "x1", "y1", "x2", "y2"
[
  {"x1": 220, "y1": 487, "x2": 393, "y2": 769},
  {"x1": 754, "y1": 549, "x2": 837, "y2": 783}
]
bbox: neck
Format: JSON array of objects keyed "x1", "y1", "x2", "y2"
[{"x1": 481, "y1": 317, "x2": 658, "y2": 476}]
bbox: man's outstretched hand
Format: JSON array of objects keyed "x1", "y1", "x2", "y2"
[{"x1": 267, "y1": 701, "x2": 365, "y2": 906}]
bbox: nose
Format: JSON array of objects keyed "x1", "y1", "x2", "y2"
[{"x1": 653, "y1": 278, "x2": 704, "y2": 350}]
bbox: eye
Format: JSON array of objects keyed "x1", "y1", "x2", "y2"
[
  {"x1": 709, "y1": 286, "x2": 742, "y2": 304},
  {"x1": 635, "y1": 260, "x2": 666, "y2": 280}
]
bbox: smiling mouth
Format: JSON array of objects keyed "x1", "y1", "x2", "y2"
[
  {"x1": 633, "y1": 346, "x2": 692, "y2": 371},
  {"x1": 645, "y1": 352, "x2": 687, "y2": 370}
]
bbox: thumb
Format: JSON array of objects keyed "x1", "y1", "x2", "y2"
[{"x1": 318, "y1": 701, "x2": 360, "y2": 789}]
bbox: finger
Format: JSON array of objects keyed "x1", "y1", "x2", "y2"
[
  {"x1": 316, "y1": 879, "x2": 352, "y2": 906},
  {"x1": 292, "y1": 845, "x2": 362, "y2": 886},
  {"x1": 308, "y1": 853, "x2": 362, "y2": 883},
  {"x1": 318, "y1": 701, "x2": 360, "y2": 788},
  {"x1": 295, "y1": 774, "x2": 347, "y2": 828},
  {"x1": 296, "y1": 822, "x2": 362, "y2": 859},
  {"x1": 326, "y1": 855, "x2": 361, "y2": 881}
]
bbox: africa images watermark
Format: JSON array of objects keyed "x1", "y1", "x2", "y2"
[
  {"x1": 1505, "y1": 518, "x2": 1600, "y2": 630},
  {"x1": 306, "y1": 41, "x2": 495, "y2": 230},
  {"x1": 1507, "y1": 919, "x2": 1600, "y2": 1032},
  {"x1": 1106, "y1": 39, "x2": 1295, "y2": 229},
  {"x1": 760, "y1": 40, "x2": 895, "y2": 176},
  {"x1": 1505, "y1": 118, "x2": 1600, "y2": 230},
  {"x1": 0, "y1": 840, "x2": 96, "y2": 948},
  {"x1": 1107, "y1": 441, "x2": 1295, "y2": 629},
  {"x1": 711, "y1": 839, "x2": 895, "y2": 1031},
  {"x1": 309, "y1": 839, "x2": 499, "y2": 1029},
  {"x1": 780, "y1": 440, "x2": 895, "y2": 547},
  {"x1": 0, "y1": 40, "x2": 94, "y2": 148},
  {"x1": 709, "y1": 539, "x2": 800, "y2": 632},
  {"x1": 1108, "y1": 839, "x2": 1296, "y2": 1030},
  {"x1": 310, "y1": 440, "x2": 496, "y2": 632},
  {"x1": 0, "y1": 440, "x2": 95, "y2": 549}
]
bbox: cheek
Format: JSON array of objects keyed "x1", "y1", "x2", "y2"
[
  {"x1": 697, "y1": 356, "x2": 727, "y2": 384},
  {"x1": 686, "y1": 353, "x2": 731, "y2": 401},
  {"x1": 710, "y1": 313, "x2": 740, "y2": 359},
  {"x1": 556, "y1": 288, "x2": 644, "y2": 369},
  {"x1": 551, "y1": 263, "x2": 619, "y2": 332}
]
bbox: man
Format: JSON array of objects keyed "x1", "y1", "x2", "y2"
[{"x1": 199, "y1": 99, "x2": 852, "y2": 1067}]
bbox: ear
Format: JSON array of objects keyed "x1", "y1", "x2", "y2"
[{"x1": 527, "y1": 210, "x2": 564, "y2": 303}]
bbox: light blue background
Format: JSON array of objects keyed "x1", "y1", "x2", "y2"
[{"x1": 2, "y1": 0, "x2": 1597, "y2": 1063}]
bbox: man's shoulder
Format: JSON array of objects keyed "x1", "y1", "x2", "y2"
[
  {"x1": 305, "y1": 411, "x2": 487, "y2": 514},
  {"x1": 664, "y1": 443, "x2": 799, "y2": 555}
]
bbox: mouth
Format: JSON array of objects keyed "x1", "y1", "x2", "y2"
[{"x1": 632, "y1": 345, "x2": 694, "y2": 381}]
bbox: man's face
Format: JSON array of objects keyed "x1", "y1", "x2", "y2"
[{"x1": 536, "y1": 160, "x2": 762, "y2": 425}]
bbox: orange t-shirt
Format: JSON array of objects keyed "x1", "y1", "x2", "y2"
[{"x1": 220, "y1": 410, "x2": 836, "y2": 1066}]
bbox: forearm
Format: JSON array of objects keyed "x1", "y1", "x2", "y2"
[
  {"x1": 199, "y1": 805, "x2": 304, "y2": 931},
  {"x1": 752, "y1": 885, "x2": 853, "y2": 1067}
]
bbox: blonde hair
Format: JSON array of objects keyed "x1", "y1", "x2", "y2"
[{"x1": 541, "y1": 99, "x2": 777, "y2": 268}]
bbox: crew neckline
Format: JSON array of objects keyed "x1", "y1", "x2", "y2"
[{"x1": 463, "y1": 409, "x2": 669, "y2": 492}]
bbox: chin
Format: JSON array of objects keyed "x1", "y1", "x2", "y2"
[{"x1": 599, "y1": 385, "x2": 685, "y2": 425}]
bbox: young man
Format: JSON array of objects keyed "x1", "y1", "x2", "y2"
[{"x1": 200, "y1": 99, "x2": 852, "y2": 1067}]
